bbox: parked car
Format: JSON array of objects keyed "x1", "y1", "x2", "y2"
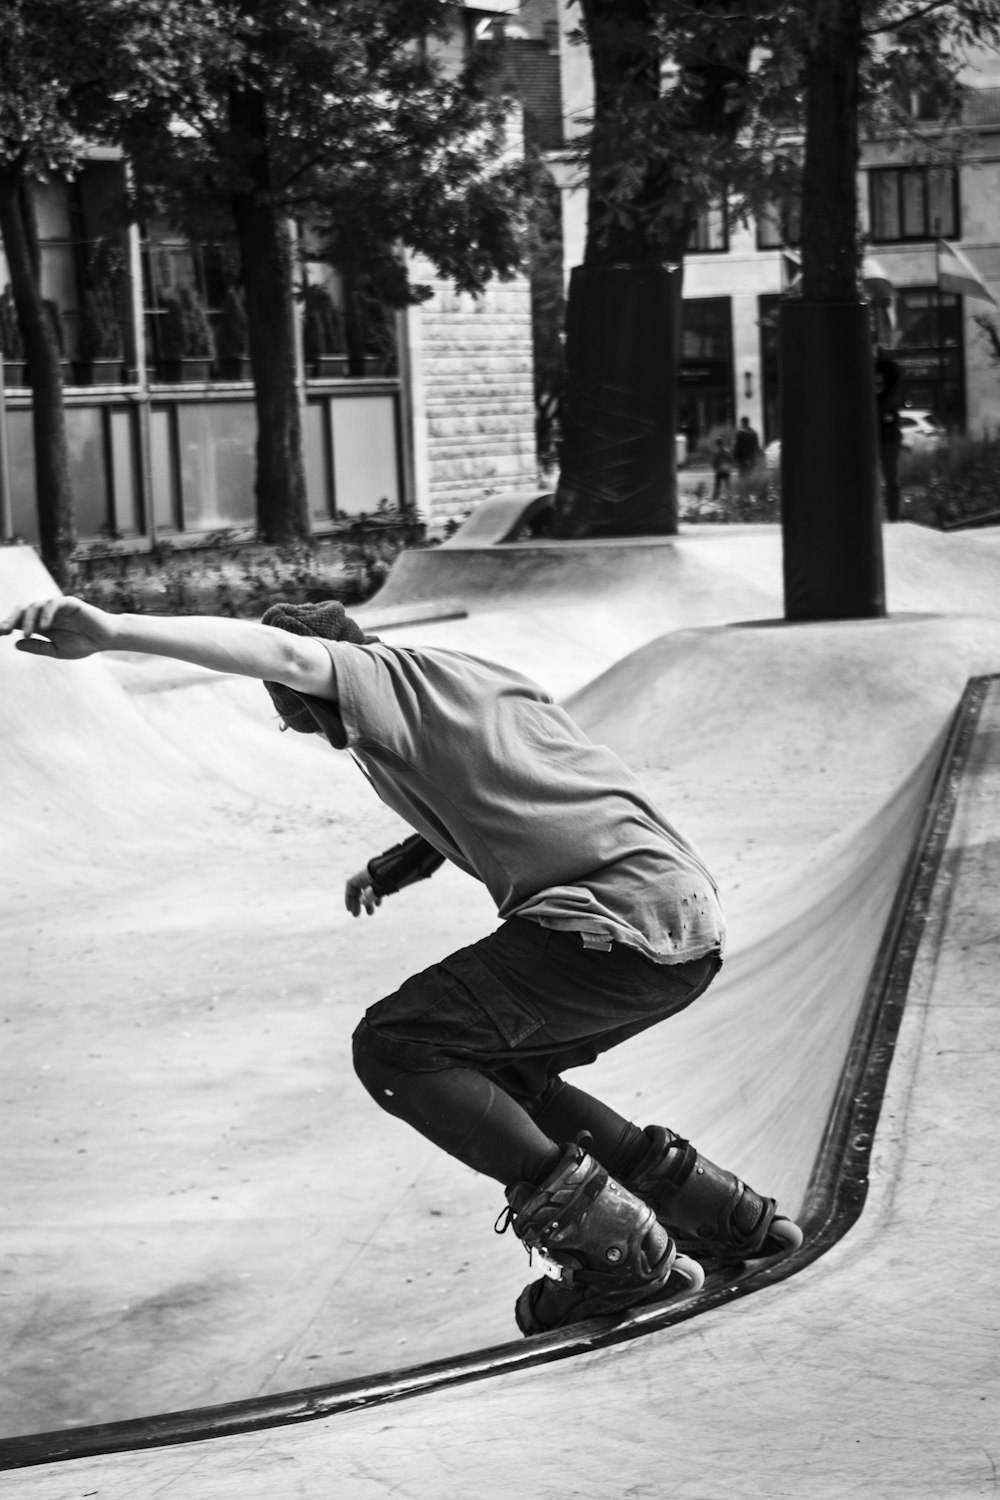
[
  {"x1": 898, "y1": 409, "x2": 946, "y2": 451},
  {"x1": 763, "y1": 408, "x2": 945, "y2": 471}
]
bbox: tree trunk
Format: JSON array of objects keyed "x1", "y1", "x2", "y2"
[
  {"x1": 553, "y1": 0, "x2": 681, "y2": 537},
  {"x1": 0, "y1": 163, "x2": 76, "y2": 586},
  {"x1": 799, "y1": 0, "x2": 864, "y2": 302},
  {"x1": 582, "y1": 0, "x2": 683, "y2": 269},
  {"x1": 780, "y1": 0, "x2": 884, "y2": 620},
  {"x1": 228, "y1": 86, "x2": 310, "y2": 545},
  {"x1": 554, "y1": 0, "x2": 752, "y2": 537}
]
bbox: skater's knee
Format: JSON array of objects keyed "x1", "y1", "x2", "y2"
[
  {"x1": 353, "y1": 1018, "x2": 395, "y2": 1104},
  {"x1": 352, "y1": 1017, "x2": 438, "y2": 1110}
]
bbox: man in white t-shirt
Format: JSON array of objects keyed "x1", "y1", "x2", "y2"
[{"x1": 3, "y1": 594, "x2": 802, "y2": 1335}]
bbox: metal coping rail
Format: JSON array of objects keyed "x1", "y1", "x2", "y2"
[{"x1": 0, "y1": 674, "x2": 992, "y2": 1473}]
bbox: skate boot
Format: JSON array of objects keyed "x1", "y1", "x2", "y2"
[
  {"x1": 500, "y1": 1143, "x2": 705, "y2": 1336},
  {"x1": 621, "y1": 1126, "x2": 804, "y2": 1269}
]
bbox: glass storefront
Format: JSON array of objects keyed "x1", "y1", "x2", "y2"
[
  {"x1": 893, "y1": 288, "x2": 965, "y2": 429},
  {"x1": 1, "y1": 165, "x2": 405, "y2": 542},
  {"x1": 678, "y1": 297, "x2": 734, "y2": 452}
]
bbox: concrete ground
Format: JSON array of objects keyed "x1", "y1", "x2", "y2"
[{"x1": 1, "y1": 522, "x2": 999, "y2": 1496}]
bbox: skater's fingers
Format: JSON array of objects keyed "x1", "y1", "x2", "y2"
[
  {"x1": 8, "y1": 601, "x2": 41, "y2": 638},
  {"x1": 361, "y1": 886, "x2": 382, "y2": 916},
  {"x1": 0, "y1": 604, "x2": 28, "y2": 636},
  {"x1": 16, "y1": 598, "x2": 63, "y2": 639},
  {"x1": 40, "y1": 598, "x2": 66, "y2": 633}
]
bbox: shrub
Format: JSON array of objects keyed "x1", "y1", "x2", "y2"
[
  {"x1": 682, "y1": 463, "x2": 781, "y2": 524},
  {"x1": 79, "y1": 283, "x2": 124, "y2": 361},
  {"x1": 73, "y1": 509, "x2": 428, "y2": 618},
  {"x1": 216, "y1": 286, "x2": 249, "y2": 361},
  {"x1": 160, "y1": 287, "x2": 216, "y2": 360},
  {"x1": 900, "y1": 433, "x2": 1000, "y2": 528},
  {"x1": 303, "y1": 284, "x2": 346, "y2": 362}
]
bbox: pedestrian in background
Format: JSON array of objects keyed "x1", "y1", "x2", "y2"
[
  {"x1": 874, "y1": 348, "x2": 904, "y2": 522},
  {"x1": 733, "y1": 416, "x2": 761, "y2": 476},
  {"x1": 712, "y1": 436, "x2": 734, "y2": 501}
]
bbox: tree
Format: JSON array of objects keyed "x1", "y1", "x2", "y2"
[
  {"x1": 554, "y1": 0, "x2": 1000, "y2": 569},
  {"x1": 0, "y1": 0, "x2": 80, "y2": 584},
  {"x1": 775, "y1": 0, "x2": 1000, "y2": 617},
  {"x1": 551, "y1": 1, "x2": 763, "y2": 537},
  {"x1": 92, "y1": 0, "x2": 534, "y2": 543},
  {"x1": 0, "y1": 0, "x2": 211, "y2": 583}
]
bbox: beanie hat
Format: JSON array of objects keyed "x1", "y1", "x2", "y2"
[{"x1": 261, "y1": 599, "x2": 379, "y2": 733}]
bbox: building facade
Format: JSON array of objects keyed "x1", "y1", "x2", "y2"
[
  {"x1": 553, "y1": 27, "x2": 1000, "y2": 453},
  {"x1": 0, "y1": 2, "x2": 541, "y2": 552}
]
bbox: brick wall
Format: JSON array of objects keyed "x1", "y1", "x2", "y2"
[{"x1": 412, "y1": 271, "x2": 541, "y2": 528}]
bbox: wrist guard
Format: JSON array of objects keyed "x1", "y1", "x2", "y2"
[{"x1": 367, "y1": 834, "x2": 445, "y2": 897}]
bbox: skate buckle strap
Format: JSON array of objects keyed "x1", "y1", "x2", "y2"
[
  {"x1": 581, "y1": 932, "x2": 613, "y2": 952},
  {"x1": 494, "y1": 1205, "x2": 515, "y2": 1235}
]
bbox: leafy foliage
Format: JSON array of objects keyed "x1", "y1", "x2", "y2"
[
  {"x1": 160, "y1": 286, "x2": 216, "y2": 359},
  {"x1": 899, "y1": 433, "x2": 1000, "y2": 527},
  {"x1": 564, "y1": 0, "x2": 1000, "y2": 266},
  {"x1": 302, "y1": 283, "x2": 345, "y2": 361},
  {"x1": 74, "y1": 512, "x2": 429, "y2": 617},
  {"x1": 78, "y1": 282, "x2": 124, "y2": 361},
  {"x1": 65, "y1": 0, "x2": 536, "y2": 303},
  {"x1": 216, "y1": 284, "x2": 249, "y2": 360}
]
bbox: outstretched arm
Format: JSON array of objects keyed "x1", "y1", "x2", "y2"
[{"x1": 0, "y1": 597, "x2": 338, "y2": 700}]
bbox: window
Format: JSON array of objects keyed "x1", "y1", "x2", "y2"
[
  {"x1": 756, "y1": 198, "x2": 801, "y2": 250},
  {"x1": 679, "y1": 297, "x2": 734, "y2": 440},
  {"x1": 23, "y1": 164, "x2": 131, "y2": 372},
  {"x1": 681, "y1": 298, "x2": 731, "y2": 362},
  {"x1": 893, "y1": 287, "x2": 965, "y2": 430},
  {"x1": 687, "y1": 197, "x2": 728, "y2": 253},
  {"x1": 868, "y1": 166, "x2": 959, "y2": 243}
]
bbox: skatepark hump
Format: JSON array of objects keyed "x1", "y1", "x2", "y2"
[{"x1": 2, "y1": 522, "x2": 1000, "y2": 1496}]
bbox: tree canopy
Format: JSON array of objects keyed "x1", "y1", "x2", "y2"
[
  {"x1": 65, "y1": 0, "x2": 536, "y2": 305},
  {"x1": 565, "y1": 0, "x2": 1000, "y2": 271}
]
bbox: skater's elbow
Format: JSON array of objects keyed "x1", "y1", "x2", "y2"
[{"x1": 273, "y1": 635, "x2": 338, "y2": 701}]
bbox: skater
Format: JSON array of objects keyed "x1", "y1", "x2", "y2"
[
  {"x1": 2, "y1": 595, "x2": 803, "y2": 1335},
  {"x1": 711, "y1": 436, "x2": 733, "y2": 501}
]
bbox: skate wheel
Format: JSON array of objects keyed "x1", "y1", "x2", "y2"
[
  {"x1": 673, "y1": 1252, "x2": 705, "y2": 1294},
  {"x1": 765, "y1": 1215, "x2": 804, "y2": 1255}
]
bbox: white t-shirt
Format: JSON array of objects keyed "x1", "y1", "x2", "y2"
[{"x1": 299, "y1": 640, "x2": 725, "y2": 965}]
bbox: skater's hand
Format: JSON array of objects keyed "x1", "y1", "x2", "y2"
[
  {"x1": 345, "y1": 866, "x2": 383, "y2": 918},
  {"x1": 0, "y1": 597, "x2": 116, "y2": 660}
]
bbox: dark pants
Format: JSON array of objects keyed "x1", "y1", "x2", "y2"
[
  {"x1": 879, "y1": 436, "x2": 902, "y2": 520},
  {"x1": 353, "y1": 918, "x2": 720, "y2": 1188}
]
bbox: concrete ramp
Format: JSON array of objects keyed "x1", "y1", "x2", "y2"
[
  {"x1": 2, "y1": 529, "x2": 1000, "y2": 1494},
  {"x1": 358, "y1": 522, "x2": 1000, "y2": 697}
]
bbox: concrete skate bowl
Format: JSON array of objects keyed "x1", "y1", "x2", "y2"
[
  {"x1": 356, "y1": 521, "x2": 1000, "y2": 696},
  {"x1": 2, "y1": 527, "x2": 1000, "y2": 1474}
]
